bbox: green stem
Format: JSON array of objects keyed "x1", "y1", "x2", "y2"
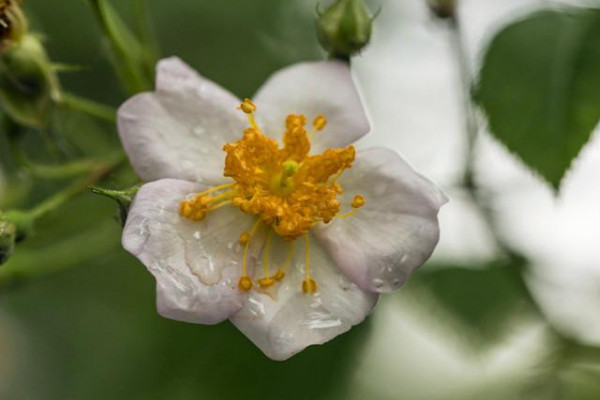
[
  {"x1": 27, "y1": 152, "x2": 125, "y2": 220},
  {"x1": 60, "y1": 92, "x2": 116, "y2": 123},
  {"x1": 10, "y1": 137, "x2": 123, "y2": 180}
]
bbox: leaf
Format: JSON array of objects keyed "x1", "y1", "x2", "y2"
[
  {"x1": 409, "y1": 257, "x2": 535, "y2": 347},
  {"x1": 476, "y1": 8, "x2": 600, "y2": 190}
]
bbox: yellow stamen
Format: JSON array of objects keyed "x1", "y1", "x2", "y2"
[
  {"x1": 239, "y1": 232, "x2": 251, "y2": 246},
  {"x1": 302, "y1": 234, "x2": 317, "y2": 294},
  {"x1": 239, "y1": 219, "x2": 262, "y2": 291},
  {"x1": 337, "y1": 194, "x2": 366, "y2": 219},
  {"x1": 240, "y1": 98, "x2": 256, "y2": 114},
  {"x1": 313, "y1": 114, "x2": 328, "y2": 131},
  {"x1": 258, "y1": 229, "x2": 277, "y2": 288},
  {"x1": 309, "y1": 114, "x2": 328, "y2": 140},
  {"x1": 351, "y1": 194, "x2": 365, "y2": 209},
  {"x1": 239, "y1": 98, "x2": 261, "y2": 131}
]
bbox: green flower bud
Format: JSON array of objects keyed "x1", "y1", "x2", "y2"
[
  {"x1": 426, "y1": 0, "x2": 457, "y2": 19},
  {"x1": 0, "y1": 213, "x2": 16, "y2": 265},
  {"x1": 0, "y1": 34, "x2": 61, "y2": 128},
  {"x1": 316, "y1": 0, "x2": 374, "y2": 58},
  {"x1": 0, "y1": 0, "x2": 28, "y2": 51}
]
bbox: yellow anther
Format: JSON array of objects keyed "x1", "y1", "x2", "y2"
[
  {"x1": 351, "y1": 194, "x2": 365, "y2": 209},
  {"x1": 239, "y1": 232, "x2": 251, "y2": 245},
  {"x1": 302, "y1": 278, "x2": 317, "y2": 294},
  {"x1": 258, "y1": 277, "x2": 276, "y2": 288},
  {"x1": 273, "y1": 268, "x2": 286, "y2": 281},
  {"x1": 240, "y1": 98, "x2": 256, "y2": 114},
  {"x1": 179, "y1": 197, "x2": 207, "y2": 221},
  {"x1": 238, "y1": 276, "x2": 253, "y2": 291},
  {"x1": 313, "y1": 114, "x2": 327, "y2": 131}
]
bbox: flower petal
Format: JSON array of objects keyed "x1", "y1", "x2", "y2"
[
  {"x1": 230, "y1": 234, "x2": 378, "y2": 361},
  {"x1": 123, "y1": 179, "x2": 260, "y2": 324},
  {"x1": 253, "y1": 61, "x2": 370, "y2": 152},
  {"x1": 118, "y1": 57, "x2": 246, "y2": 183},
  {"x1": 315, "y1": 147, "x2": 448, "y2": 293}
]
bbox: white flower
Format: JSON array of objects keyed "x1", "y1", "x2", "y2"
[{"x1": 118, "y1": 57, "x2": 447, "y2": 360}]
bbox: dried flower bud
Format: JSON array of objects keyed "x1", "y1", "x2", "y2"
[{"x1": 0, "y1": 0, "x2": 27, "y2": 51}]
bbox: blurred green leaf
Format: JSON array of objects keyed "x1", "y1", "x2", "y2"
[
  {"x1": 476, "y1": 8, "x2": 600, "y2": 190},
  {"x1": 411, "y1": 258, "x2": 534, "y2": 347}
]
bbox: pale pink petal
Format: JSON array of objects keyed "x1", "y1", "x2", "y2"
[
  {"x1": 230, "y1": 233, "x2": 378, "y2": 361},
  {"x1": 123, "y1": 179, "x2": 261, "y2": 324},
  {"x1": 118, "y1": 57, "x2": 245, "y2": 183},
  {"x1": 315, "y1": 148, "x2": 448, "y2": 293},
  {"x1": 253, "y1": 61, "x2": 370, "y2": 152}
]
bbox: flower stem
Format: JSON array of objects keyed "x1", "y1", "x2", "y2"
[
  {"x1": 60, "y1": 92, "x2": 117, "y2": 123},
  {"x1": 27, "y1": 152, "x2": 125, "y2": 221}
]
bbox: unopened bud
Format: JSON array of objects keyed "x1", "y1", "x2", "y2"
[
  {"x1": 316, "y1": 0, "x2": 374, "y2": 58},
  {"x1": 427, "y1": 0, "x2": 457, "y2": 19}
]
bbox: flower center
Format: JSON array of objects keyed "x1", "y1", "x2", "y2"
[{"x1": 179, "y1": 99, "x2": 365, "y2": 294}]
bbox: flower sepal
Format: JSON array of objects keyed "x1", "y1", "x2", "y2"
[{"x1": 90, "y1": 185, "x2": 140, "y2": 227}]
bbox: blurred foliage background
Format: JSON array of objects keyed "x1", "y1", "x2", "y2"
[{"x1": 1, "y1": 0, "x2": 600, "y2": 399}]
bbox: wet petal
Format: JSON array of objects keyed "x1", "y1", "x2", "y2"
[
  {"x1": 253, "y1": 61, "x2": 370, "y2": 152},
  {"x1": 118, "y1": 57, "x2": 245, "y2": 183},
  {"x1": 230, "y1": 234, "x2": 378, "y2": 361},
  {"x1": 123, "y1": 179, "x2": 260, "y2": 324},
  {"x1": 315, "y1": 147, "x2": 448, "y2": 293}
]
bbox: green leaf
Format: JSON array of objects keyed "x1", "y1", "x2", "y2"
[
  {"x1": 409, "y1": 257, "x2": 535, "y2": 347},
  {"x1": 476, "y1": 8, "x2": 600, "y2": 190}
]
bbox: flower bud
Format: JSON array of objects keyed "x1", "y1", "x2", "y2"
[
  {"x1": 426, "y1": 0, "x2": 457, "y2": 19},
  {"x1": 0, "y1": 0, "x2": 28, "y2": 51},
  {"x1": 316, "y1": 0, "x2": 374, "y2": 58},
  {"x1": 0, "y1": 34, "x2": 61, "y2": 128},
  {"x1": 0, "y1": 213, "x2": 16, "y2": 265}
]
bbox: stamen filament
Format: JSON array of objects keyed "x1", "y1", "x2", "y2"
[
  {"x1": 207, "y1": 200, "x2": 233, "y2": 212},
  {"x1": 239, "y1": 219, "x2": 263, "y2": 291},
  {"x1": 302, "y1": 234, "x2": 317, "y2": 293},
  {"x1": 336, "y1": 208, "x2": 360, "y2": 219},
  {"x1": 263, "y1": 229, "x2": 272, "y2": 277},
  {"x1": 304, "y1": 234, "x2": 310, "y2": 280},
  {"x1": 198, "y1": 182, "x2": 236, "y2": 197}
]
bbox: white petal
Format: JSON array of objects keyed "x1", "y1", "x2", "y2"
[
  {"x1": 123, "y1": 179, "x2": 260, "y2": 324},
  {"x1": 230, "y1": 234, "x2": 378, "y2": 361},
  {"x1": 315, "y1": 147, "x2": 448, "y2": 293},
  {"x1": 253, "y1": 61, "x2": 370, "y2": 152},
  {"x1": 118, "y1": 57, "x2": 246, "y2": 183}
]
